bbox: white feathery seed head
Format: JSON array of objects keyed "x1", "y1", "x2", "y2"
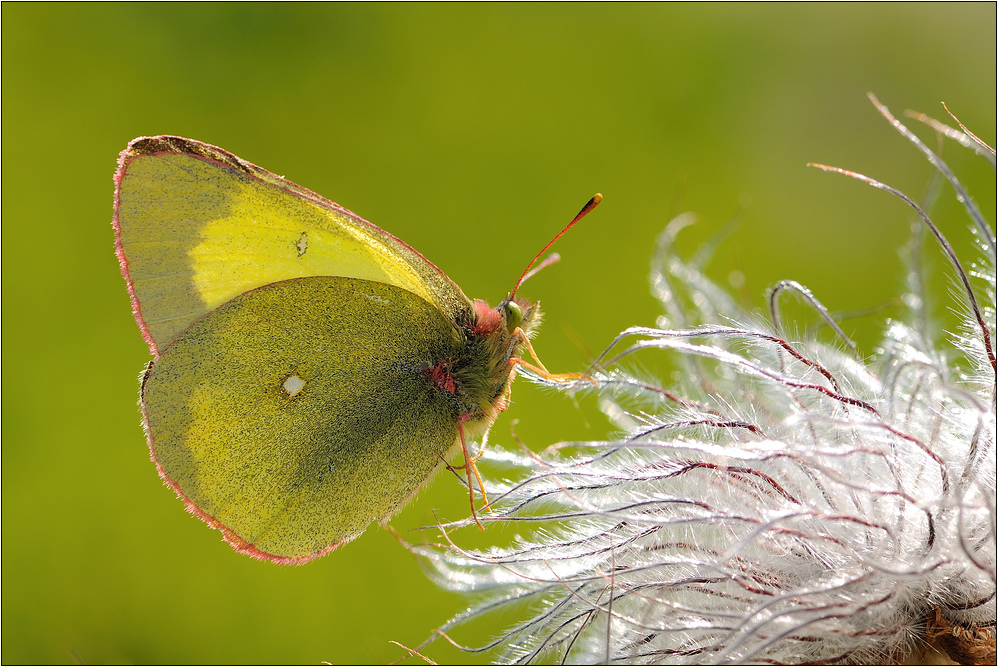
[{"x1": 406, "y1": 96, "x2": 996, "y2": 665}]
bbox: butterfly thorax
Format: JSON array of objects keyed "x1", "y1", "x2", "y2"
[{"x1": 438, "y1": 297, "x2": 541, "y2": 425}]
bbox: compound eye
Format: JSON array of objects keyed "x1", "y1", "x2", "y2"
[{"x1": 503, "y1": 301, "x2": 523, "y2": 333}]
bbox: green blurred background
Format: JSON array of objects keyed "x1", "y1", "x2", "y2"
[{"x1": 3, "y1": 4, "x2": 994, "y2": 664}]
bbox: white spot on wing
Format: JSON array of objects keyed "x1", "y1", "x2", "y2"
[
  {"x1": 366, "y1": 294, "x2": 390, "y2": 305},
  {"x1": 283, "y1": 374, "x2": 306, "y2": 397},
  {"x1": 296, "y1": 231, "x2": 308, "y2": 257}
]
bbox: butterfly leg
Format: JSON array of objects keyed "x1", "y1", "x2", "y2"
[
  {"x1": 448, "y1": 445, "x2": 485, "y2": 467},
  {"x1": 457, "y1": 420, "x2": 488, "y2": 529},
  {"x1": 450, "y1": 424, "x2": 493, "y2": 515},
  {"x1": 511, "y1": 327, "x2": 597, "y2": 385}
]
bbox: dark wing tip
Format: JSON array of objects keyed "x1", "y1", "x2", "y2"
[{"x1": 123, "y1": 135, "x2": 252, "y2": 177}]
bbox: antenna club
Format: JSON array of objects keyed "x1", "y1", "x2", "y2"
[{"x1": 510, "y1": 193, "x2": 604, "y2": 299}]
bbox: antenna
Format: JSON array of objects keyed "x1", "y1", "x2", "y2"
[
  {"x1": 519, "y1": 252, "x2": 561, "y2": 287},
  {"x1": 509, "y1": 193, "x2": 602, "y2": 300}
]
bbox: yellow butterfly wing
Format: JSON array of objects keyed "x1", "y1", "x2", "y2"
[
  {"x1": 113, "y1": 135, "x2": 472, "y2": 354},
  {"x1": 142, "y1": 277, "x2": 463, "y2": 563}
]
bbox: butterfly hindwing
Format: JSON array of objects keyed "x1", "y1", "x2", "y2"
[{"x1": 142, "y1": 277, "x2": 463, "y2": 562}]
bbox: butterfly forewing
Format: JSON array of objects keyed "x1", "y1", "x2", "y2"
[{"x1": 114, "y1": 136, "x2": 473, "y2": 354}]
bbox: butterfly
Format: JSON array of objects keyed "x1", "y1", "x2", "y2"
[{"x1": 113, "y1": 136, "x2": 600, "y2": 563}]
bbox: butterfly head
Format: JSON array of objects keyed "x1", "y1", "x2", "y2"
[
  {"x1": 468, "y1": 295, "x2": 539, "y2": 340},
  {"x1": 499, "y1": 295, "x2": 541, "y2": 337}
]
